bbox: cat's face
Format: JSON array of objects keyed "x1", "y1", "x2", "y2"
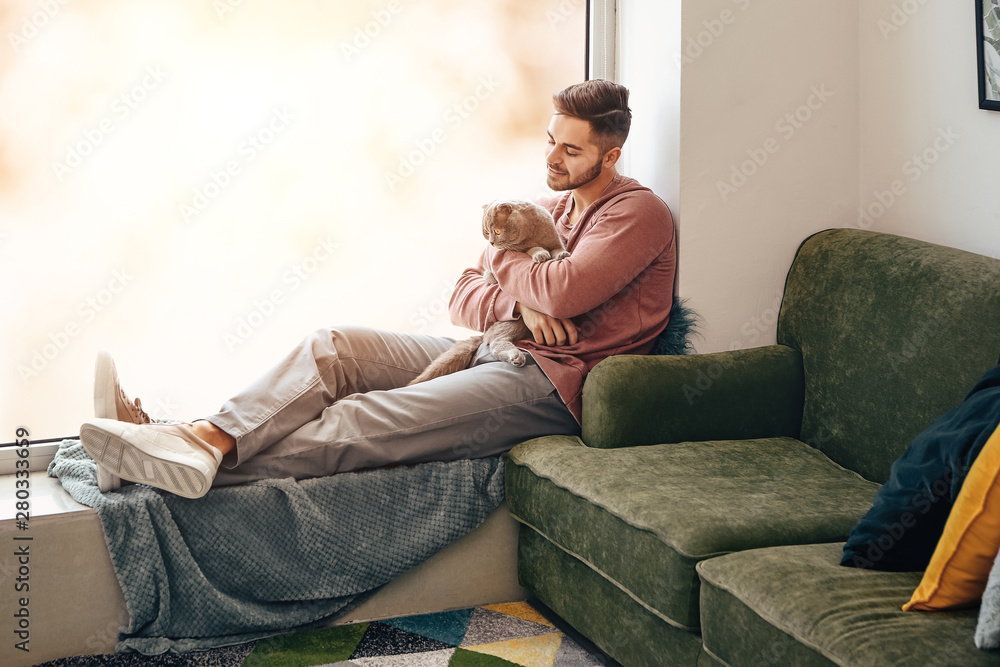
[{"x1": 482, "y1": 200, "x2": 553, "y2": 252}]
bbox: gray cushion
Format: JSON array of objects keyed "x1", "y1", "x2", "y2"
[{"x1": 976, "y1": 550, "x2": 1000, "y2": 649}]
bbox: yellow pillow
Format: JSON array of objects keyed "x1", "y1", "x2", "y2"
[{"x1": 904, "y1": 421, "x2": 1000, "y2": 611}]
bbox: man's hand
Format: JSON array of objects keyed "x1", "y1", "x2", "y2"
[{"x1": 514, "y1": 302, "x2": 580, "y2": 346}]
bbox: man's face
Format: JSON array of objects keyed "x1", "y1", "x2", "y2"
[{"x1": 545, "y1": 114, "x2": 605, "y2": 192}]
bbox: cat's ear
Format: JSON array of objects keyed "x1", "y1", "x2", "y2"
[{"x1": 496, "y1": 203, "x2": 512, "y2": 215}]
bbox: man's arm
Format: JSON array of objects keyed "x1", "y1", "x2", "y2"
[
  {"x1": 487, "y1": 193, "x2": 673, "y2": 320},
  {"x1": 448, "y1": 249, "x2": 518, "y2": 333},
  {"x1": 449, "y1": 249, "x2": 579, "y2": 346}
]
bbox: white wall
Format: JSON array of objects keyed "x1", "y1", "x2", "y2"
[
  {"x1": 859, "y1": 1, "x2": 1000, "y2": 259},
  {"x1": 616, "y1": 0, "x2": 681, "y2": 221},
  {"x1": 632, "y1": 0, "x2": 860, "y2": 353},
  {"x1": 620, "y1": 0, "x2": 1000, "y2": 355}
]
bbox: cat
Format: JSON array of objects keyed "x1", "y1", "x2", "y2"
[{"x1": 408, "y1": 199, "x2": 570, "y2": 386}]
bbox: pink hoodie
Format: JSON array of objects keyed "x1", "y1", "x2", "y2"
[{"x1": 449, "y1": 173, "x2": 676, "y2": 422}]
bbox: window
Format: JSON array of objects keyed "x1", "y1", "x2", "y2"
[{"x1": 0, "y1": 0, "x2": 586, "y2": 459}]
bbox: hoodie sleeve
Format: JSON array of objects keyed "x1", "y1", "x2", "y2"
[
  {"x1": 448, "y1": 249, "x2": 519, "y2": 332},
  {"x1": 486, "y1": 191, "x2": 674, "y2": 320}
]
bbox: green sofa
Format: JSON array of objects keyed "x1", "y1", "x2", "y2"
[{"x1": 504, "y1": 228, "x2": 1000, "y2": 666}]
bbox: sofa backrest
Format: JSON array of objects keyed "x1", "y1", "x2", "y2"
[{"x1": 777, "y1": 228, "x2": 1000, "y2": 484}]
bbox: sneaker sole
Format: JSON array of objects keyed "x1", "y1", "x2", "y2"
[{"x1": 80, "y1": 422, "x2": 213, "y2": 499}]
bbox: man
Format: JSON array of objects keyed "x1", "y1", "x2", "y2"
[{"x1": 80, "y1": 79, "x2": 676, "y2": 499}]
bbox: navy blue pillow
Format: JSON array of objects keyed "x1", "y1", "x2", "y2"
[{"x1": 841, "y1": 362, "x2": 1000, "y2": 572}]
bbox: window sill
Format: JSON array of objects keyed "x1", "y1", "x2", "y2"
[{"x1": 0, "y1": 470, "x2": 90, "y2": 521}]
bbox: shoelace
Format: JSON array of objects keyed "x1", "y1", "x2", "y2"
[
  {"x1": 122, "y1": 393, "x2": 177, "y2": 425},
  {"x1": 125, "y1": 393, "x2": 152, "y2": 423}
]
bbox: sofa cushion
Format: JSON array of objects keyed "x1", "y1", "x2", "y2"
[
  {"x1": 777, "y1": 228, "x2": 1000, "y2": 484},
  {"x1": 516, "y1": 525, "x2": 707, "y2": 666},
  {"x1": 976, "y1": 547, "x2": 1000, "y2": 648},
  {"x1": 697, "y1": 542, "x2": 992, "y2": 667},
  {"x1": 504, "y1": 435, "x2": 879, "y2": 630}
]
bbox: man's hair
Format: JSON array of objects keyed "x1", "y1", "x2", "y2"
[{"x1": 552, "y1": 79, "x2": 631, "y2": 154}]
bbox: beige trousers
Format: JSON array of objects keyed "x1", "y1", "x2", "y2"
[{"x1": 205, "y1": 326, "x2": 579, "y2": 486}]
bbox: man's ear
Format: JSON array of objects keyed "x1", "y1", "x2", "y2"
[{"x1": 603, "y1": 146, "x2": 622, "y2": 169}]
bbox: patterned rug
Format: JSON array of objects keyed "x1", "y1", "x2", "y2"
[{"x1": 35, "y1": 601, "x2": 617, "y2": 667}]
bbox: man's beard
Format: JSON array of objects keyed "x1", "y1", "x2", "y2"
[{"x1": 546, "y1": 157, "x2": 603, "y2": 192}]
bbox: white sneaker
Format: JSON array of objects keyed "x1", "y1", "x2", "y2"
[
  {"x1": 94, "y1": 350, "x2": 156, "y2": 425},
  {"x1": 94, "y1": 350, "x2": 162, "y2": 492},
  {"x1": 80, "y1": 418, "x2": 222, "y2": 499}
]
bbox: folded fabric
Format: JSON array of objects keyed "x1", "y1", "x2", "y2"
[
  {"x1": 842, "y1": 362, "x2": 1000, "y2": 572},
  {"x1": 48, "y1": 439, "x2": 504, "y2": 655}
]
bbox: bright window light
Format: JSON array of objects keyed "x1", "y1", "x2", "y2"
[{"x1": 0, "y1": 0, "x2": 586, "y2": 442}]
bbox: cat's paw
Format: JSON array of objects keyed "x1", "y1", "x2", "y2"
[
  {"x1": 483, "y1": 270, "x2": 498, "y2": 285},
  {"x1": 553, "y1": 250, "x2": 571, "y2": 260},
  {"x1": 502, "y1": 348, "x2": 527, "y2": 367},
  {"x1": 530, "y1": 249, "x2": 552, "y2": 263}
]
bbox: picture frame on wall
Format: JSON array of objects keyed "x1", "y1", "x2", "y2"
[{"x1": 977, "y1": 0, "x2": 1000, "y2": 110}]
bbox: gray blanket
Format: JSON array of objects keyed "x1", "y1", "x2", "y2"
[{"x1": 47, "y1": 439, "x2": 504, "y2": 655}]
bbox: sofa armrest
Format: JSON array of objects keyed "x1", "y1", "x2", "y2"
[{"x1": 581, "y1": 345, "x2": 805, "y2": 448}]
